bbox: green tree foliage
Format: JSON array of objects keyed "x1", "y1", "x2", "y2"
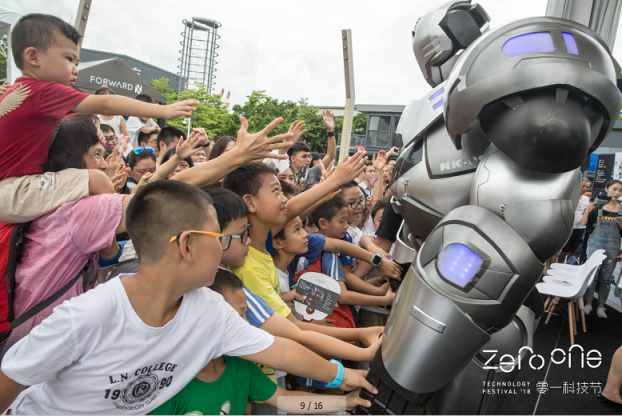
[
  {"x1": 151, "y1": 77, "x2": 229, "y2": 139},
  {"x1": 221, "y1": 90, "x2": 334, "y2": 152},
  {"x1": 0, "y1": 35, "x2": 7, "y2": 81}
]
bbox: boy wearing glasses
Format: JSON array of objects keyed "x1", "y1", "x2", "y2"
[
  {"x1": 0, "y1": 15, "x2": 198, "y2": 225},
  {"x1": 0, "y1": 181, "x2": 376, "y2": 414}
]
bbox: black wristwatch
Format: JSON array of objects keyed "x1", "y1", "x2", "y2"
[
  {"x1": 327, "y1": 131, "x2": 335, "y2": 137},
  {"x1": 371, "y1": 253, "x2": 383, "y2": 267}
]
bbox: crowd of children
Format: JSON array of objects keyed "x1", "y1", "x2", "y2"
[{"x1": 0, "y1": 13, "x2": 404, "y2": 415}]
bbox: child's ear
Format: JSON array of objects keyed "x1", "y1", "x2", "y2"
[
  {"x1": 242, "y1": 194, "x2": 257, "y2": 213},
  {"x1": 318, "y1": 218, "x2": 328, "y2": 231},
  {"x1": 272, "y1": 237, "x2": 283, "y2": 250},
  {"x1": 23, "y1": 47, "x2": 40, "y2": 67}
]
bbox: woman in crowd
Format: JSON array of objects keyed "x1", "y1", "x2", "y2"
[
  {"x1": 126, "y1": 147, "x2": 157, "y2": 193},
  {"x1": 581, "y1": 179, "x2": 622, "y2": 319},
  {"x1": 208, "y1": 135, "x2": 236, "y2": 161},
  {"x1": 94, "y1": 86, "x2": 130, "y2": 137}
]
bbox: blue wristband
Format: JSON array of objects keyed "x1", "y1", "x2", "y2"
[{"x1": 326, "y1": 359, "x2": 344, "y2": 388}]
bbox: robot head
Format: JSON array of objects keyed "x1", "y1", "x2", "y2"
[
  {"x1": 412, "y1": 0, "x2": 490, "y2": 87},
  {"x1": 444, "y1": 17, "x2": 622, "y2": 173}
]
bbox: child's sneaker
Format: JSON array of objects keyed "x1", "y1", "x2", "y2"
[
  {"x1": 583, "y1": 304, "x2": 592, "y2": 315},
  {"x1": 596, "y1": 307, "x2": 607, "y2": 319}
]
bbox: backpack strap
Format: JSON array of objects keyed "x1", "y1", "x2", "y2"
[{"x1": 9, "y1": 260, "x2": 92, "y2": 330}]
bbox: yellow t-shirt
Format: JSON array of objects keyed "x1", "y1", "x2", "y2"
[
  {"x1": 230, "y1": 246, "x2": 291, "y2": 318},
  {"x1": 230, "y1": 246, "x2": 292, "y2": 384}
]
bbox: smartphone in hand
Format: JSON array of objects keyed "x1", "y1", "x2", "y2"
[{"x1": 369, "y1": 174, "x2": 378, "y2": 186}]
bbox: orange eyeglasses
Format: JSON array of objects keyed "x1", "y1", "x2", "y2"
[{"x1": 170, "y1": 231, "x2": 226, "y2": 250}]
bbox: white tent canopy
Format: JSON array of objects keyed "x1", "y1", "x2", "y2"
[{"x1": 0, "y1": 6, "x2": 22, "y2": 83}]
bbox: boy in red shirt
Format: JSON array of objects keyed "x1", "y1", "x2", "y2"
[{"x1": 0, "y1": 14, "x2": 198, "y2": 224}]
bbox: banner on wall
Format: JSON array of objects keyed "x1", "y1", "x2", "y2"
[{"x1": 591, "y1": 153, "x2": 622, "y2": 201}]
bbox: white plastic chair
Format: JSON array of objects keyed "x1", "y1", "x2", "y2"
[
  {"x1": 536, "y1": 253, "x2": 604, "y2": 346},
  {"x1": 544, "y1": 252, "x2": 607, "y2": 283}
]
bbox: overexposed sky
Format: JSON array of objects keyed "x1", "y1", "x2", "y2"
[{"x1": 6, "y1": 1, "x2": 622, "y2": 107}]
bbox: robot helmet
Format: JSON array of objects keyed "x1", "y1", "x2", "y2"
[{"x1": 444, "y1": 17, "x2": 622, "y2": 173}]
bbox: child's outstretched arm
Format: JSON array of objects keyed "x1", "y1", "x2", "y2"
[
  {"x1": 241, "y1": 336, "x2": 378, "y2": 394},
  {"x1": 0, "y1": 370, "x2": 26, "y2": 413},
  {"x1": 323, "y1": 237, "x2": 402, "y2": 280},
  {"x1": 73, "y1": 95, "x2": 199, "y2": 120},
  {"x1": 276, "y1": 151, "x2": 367, "y2": 234},
  {"x1": 337, "y1": 280, "x2": 395, "y2": 307},
  {"x1": 261, "y1": 311, "x2": 381, "y2": 362},
  {"x1": 266, "y1": 387, "x2": 371, "y2": 413}
]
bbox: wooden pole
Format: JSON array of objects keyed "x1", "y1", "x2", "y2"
[{"x1": 338, "y1": 29, "x2": 355, "y2": 162}]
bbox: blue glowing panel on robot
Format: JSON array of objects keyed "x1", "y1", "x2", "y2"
[
  {"x1": 562, "y1": 32, "x2": 579, "y2": 54},
  {"x1": 501, "y1": 32, "x2": 555, "y2": 56},
  {"x1": 437, "y1": 243, "x2": 484, "y2": 288}
]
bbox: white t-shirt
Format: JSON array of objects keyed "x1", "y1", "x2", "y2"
[
  {"x1": 276, "y1": 267, "x2": 290, "y2": 295},
  {"x1": 98, "y1": 115, "x2": 124, "y2": 137},
  {"x1": 2, "y1": 277, "x2": 274, "y2": 415},
  {"x1": 126, "y1": 117, "x2": 158, "y2": 148},
  {"x1": 574, "y1": 195, "x2": 589, "y2": 230}
]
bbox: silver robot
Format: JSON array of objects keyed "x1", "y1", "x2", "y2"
[{"x1": 356, "y1": 1, "x2": 622, "y2": 414}]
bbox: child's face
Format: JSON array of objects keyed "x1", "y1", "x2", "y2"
[
  {"x1": 252, "y1": 174, "x2": 288, "y2": 227},
  {"x1": 275, "y1": 217, "x2": 308, "y2": 255},
  {"x1": 220, "y1": 216, "x2": 251, "y2": 268},
  {"x1": 342, "y1": 186, "x2": 364, "y2": 225},
  {"x1": 373, "y1": 208, "x2": 384, "y2": 230},
  {"x1": 222, "y1": 288, "x2": 248, "y2": 321},
  {"x1": 277, "y1": 168, "x2": 296, "y2": 188},
  {"x1": 304, "y1": 221, "x2": 319, "y2": 235},
  {"x1": 35, "y1": 34, "x2": 79, "y2": 86},
  {"x1": 321, "y1": 207, "x2": 349, "y2": 239}
]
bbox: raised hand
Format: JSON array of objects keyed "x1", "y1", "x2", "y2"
[
  {"x1": 176, "y1": 130, "x2": 202, "y2": 160},
  {"x1": 288, "y1": 120, "x2": 307, "y2": 143},
  {"x1": 235, "y1": 116, "x2": 294, "y2": 161},
  {"x1": 134, "y1": 172, "x2": 154, "y2": 193},
  {"x1": 373, "y1": 150, "x2": 387, "y2": 172},
  {"x1": 192, "y1": 127, "x2": 209, "y2": 145},
  {"x1": 334, "y1": 151, "x2": 368, "y2": 184},
  {"x1": 386, "y1": 146, "x2": 399, "y2": 158},
  {"x1": 110, "y1": 165, "x2": 129, "y2": 192},
  {"x1": 322, "y1": 110, "x2": 335, "y2": 132},
  {"x1": 163, "y1": 99, "x2": 200, "y2": 120}
]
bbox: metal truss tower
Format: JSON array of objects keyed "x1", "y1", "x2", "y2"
[{"x1": 177, "y1": 17, "x2": 221, "y2": 97}]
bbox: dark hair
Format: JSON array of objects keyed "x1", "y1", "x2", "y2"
[
  {"x1": 310, "y1": 196, "x2": 348, "y2": 228},
  {"x1": 371, "y1": 199, "x2": 388, "y2": 220},
  {"x1": 135, "y1": 94, "x2": 154, "y2": 104},
  {"x1": 340, "y1": 180, "x2": 361, "y2": 192},
  {"x1": 95, "y1": 86, "x2": 116, "y2": 95},
  {"x1": 100, "y1": 124, "x2": 114, "y2": 134},
  {"x1": 287, "y1": 142, "x2": 310, "y2": 159},
  {"x1": 43, "y1": 119, "x2": 99, "y2": 172},
  {"x1": 310, "y1": 152, "x2": 321, "y2": 167},
  {"x1": 12, "y1": 13, "x2": 82, "y2": 70},
  {"x1": 138, "y1": 130, "x2": 157, "y2": 147},
  {"x1": 160, "y1": 148, "x2": 194, "y2": 170},
  {"x1": 127, "y1": 148, "x2": 156, "y2": 169},
  {"x1": 157, "y1": 126, "x2": 186, "y2": 150},
  {"x1": 126, "y1": 180, "x2": 214, "y2": 263},
  {"x1": 388, "y1": 155, "x2": 398, "y2": 162},
  {"x1": 279, "y1": 179, "x2": 295, "y2": 197},
  {"x1": 605, "y1": 180, "x2": 622, "y2": 189},
  {"x1": 203, "y1": 187, "x2": 248, "y2": 231},
  {"x1": 210, "y1": 268, "x2": 244, "y2": 294},
  {"x1": 71, "y1": 113, "x2": 99, "y2": 126},
  {"x1": 209, "y1": 136, "x2": 236, "y2": 161},
  {"x1": 223, "y1": 162, "x2": 277, "y2": 198}
]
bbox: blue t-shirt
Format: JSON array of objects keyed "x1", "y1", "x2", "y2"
[
  {"x1": 244, "y1": 287, "x2": 275, "y2": 328},
  {"x1": 339, "y1": 231, "x2": 354, "y2": 266},
  {"x1": 288, "y1": 234, "x2": 326, "y2": 286},
  {"x1": 265, "y1": 230, "x2": 274, "y2": 256}
]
